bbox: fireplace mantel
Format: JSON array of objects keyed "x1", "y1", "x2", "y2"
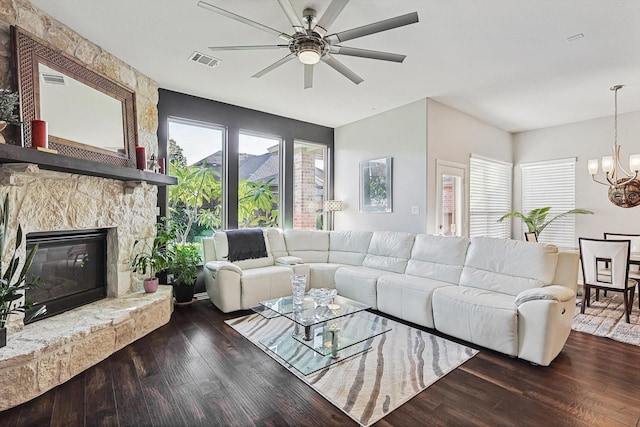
[{"x1": 0, "y1": 143, "x2": 176, "y2": 186}]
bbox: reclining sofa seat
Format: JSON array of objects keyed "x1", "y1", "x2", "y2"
[
  {"x1": 202, "y1": 229, "x2": 309, "y2": 313},
  {"x1": 377, "y1": 234, "x2": 470, "y2": 328},
  {"x1": 432, "y1": 236, "x2": 577, "y2": 365},
  {"x1": 334, "y1": 231, "x2": 415, "y2": 309}
]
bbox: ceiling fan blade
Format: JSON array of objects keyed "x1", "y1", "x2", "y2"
[
  {"x1": 252, "y1": 52, "x2": 297, "y2": 78},
  {"x1": 330, "y1": 45, "x2": 406, "y2": 62},
  {"x1": 325, "y1": 12, "x2": 419, "y2": 44},
  {"x1": 197, "y1": 1, "x2": 293, "y2": 42},
  {"x1": 277, "y1": 0, "x2": 306, "y2": 34},
  {"x1": 209, "y1": 45, "x2": 289, "y2": 51},
  {"x1": 314, "y1": 0, "x2": 349, "y2": 37},
  {"x1": 304, "y1": 64, "x2": 313, "y2": 89},
  {"x1": 321, "y1": 55, "x2": 363, "y2": 85}
]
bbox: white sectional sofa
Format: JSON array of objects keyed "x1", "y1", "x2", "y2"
[{"x1": 202, "y1": 229, "x2": 579, "y2": 366}]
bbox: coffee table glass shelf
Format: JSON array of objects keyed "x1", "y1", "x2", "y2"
[{"x1": 253, "y1": 294, "x2": 391, "y2": 375}]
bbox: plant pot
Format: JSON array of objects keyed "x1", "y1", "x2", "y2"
[
  {"x1": 0, "y1": 327, "x2": 6, "y2": 348},
  {"x1": 0, "y1": 121, "x2": 6, "y2": 144},
  {"x1": 173, "y1": 284, "x2": 195, "y2": 303},
  {"x1": 143, "y1": 277, "x2": 159, "y2": 293}
]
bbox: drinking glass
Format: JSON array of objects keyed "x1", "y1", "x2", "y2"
[{"x1": 290, "y1": 274, "x2": 307, "y2": 305}]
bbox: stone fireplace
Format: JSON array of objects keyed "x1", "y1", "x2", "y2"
[
  {"x1": 0, "y1": 165, "x2": 173, "y2": 411},
  {"x1": 0, "y1": 0, "x2": 174, "y2": 411}
]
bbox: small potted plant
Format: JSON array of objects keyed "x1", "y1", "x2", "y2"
[
  {"x1": 0, "y1": 88, "x2": 21, "y2": 144},
  {"x1": 0, "y1": 194, "x2": 43, "y2": 348},
  {"x1": 130, "y1": 222, "x2": 174, "y2": 293},
  {"x1": 130, "y1": 239, "x2": 163, "y2": 293},
  {"x1": 165, "y1": 243, "x2": 201, "y2": 303}
]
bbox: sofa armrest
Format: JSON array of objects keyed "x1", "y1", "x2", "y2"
[
  {"x1": 276, "y1": 256, "x2": 304, "y2": 266},
  {"x1": 205, "y1": 260, "x2": 242, "y2": 275},
  {"x1": 515, "y1": 285, "x2": 575, "y2": 307}
]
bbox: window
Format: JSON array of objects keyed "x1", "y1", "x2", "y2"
[
  {"x1": 167, "y1": 118, "x2": 224, "y2": 244},
  {"x1": 238, "y1": 131, "x2": 281, "y2": 228},
  {"x1": 520, "y1": 158, "x2": 577, "y2": 247},
  {"x1": 293, "y1": 141, "x2": 327, "y2": 230},
  {"x1": 469, "y1": 155, "x2": 512, "y2": 238}
]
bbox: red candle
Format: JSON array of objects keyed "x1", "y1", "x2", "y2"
[
  {"x1": 31, "y1": 120, "x2": 48, "y2": 148},
  {"x1": 135, "y1": 146, "x2": 146, "y2": 170},
  {"x1": 158, "y1": 157, "x2": 165, "y2": 174}
]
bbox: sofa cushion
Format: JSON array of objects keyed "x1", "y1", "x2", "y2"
[
  {"x1": 377, "y1": 274, "x2": 454, "y2": 328},
  {"x1": 432, "y1": 285, "x2": 518, "y2": 356},
  {"x1": 362, "y1": 231, "x2": 415, "y2": 273},
  {"x1": 406, "y1": 234, "x2": 470, "y2": 284},
  {"x1": 266, "y1": 228, "x2": 288, "y2": 259},
  {"x1": 283, "y1": 229, "x2": 329, "y2": 263},
  {"x1": 328, "y1": 231, "x2": 373, "y2": 266},
  {"x1": 240, "y1": 265, "x2": 295, "y2": 309},
  {"x1": 460, "y1": 237, "x2": 559, "y2": 296},
  {"x1": 212, "y1": 230, "x2": 274, "y2": 269},
  {"x1": 334, "y1": 266, "x2": 395, "y2": 309},
  {"x1": 307, "y1": 263, "x2": 343, "y2": 289}
]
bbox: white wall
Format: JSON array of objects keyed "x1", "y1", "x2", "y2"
[
  {"x1": 334, "y1": 98, "x2": 512, "y2": 234},
  {"x1": 334, "y1": 99, "x2": 428, "y2": 233},
  {"x1": 426, "y1": 100, "x2": 512, "y2": 234},
  {"x1": 513, "y1": 110, "x2": 640, "y2": 245}
]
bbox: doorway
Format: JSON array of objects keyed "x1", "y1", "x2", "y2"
[{"x1": 436, "y1": 160, "x2": 467, "y2": 237}]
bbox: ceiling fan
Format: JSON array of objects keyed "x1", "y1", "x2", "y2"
[{"x1": 197, "y1": 0, "x2": 419, "y2": 89}]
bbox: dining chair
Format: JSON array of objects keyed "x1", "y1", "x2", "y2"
[
  {"x1": 604, "y1": 233, "x2": 640, "y2": 305},
  {"x1": 524, "y1": 232, "x2": 538, "y2": 242},
  {"x1": 579, "y1": 238, "x2": 637, "y2": 323}
]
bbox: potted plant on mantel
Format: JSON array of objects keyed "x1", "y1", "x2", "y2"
[
  {"x1": 0, "y1": 88, "x2": 21, "y2": 144},
  {"x1": 0, "y1": 194, "x2": 43, "y2": 348}
]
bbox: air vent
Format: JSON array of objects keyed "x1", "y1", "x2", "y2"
[
  {"x1": 41, "y1": 73, "x2": 65, "y2": 85},
  {"x1": 189, "y1": 51, "x2": 221, "y2": 68}
]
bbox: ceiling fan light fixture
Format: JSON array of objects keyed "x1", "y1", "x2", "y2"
[{"x1": 298, "y1": 43, "x2": 321, "y2": 65}]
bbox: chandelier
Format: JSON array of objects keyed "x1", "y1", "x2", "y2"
[{"x1": 587, "y1": 85, "x2": 640, "y2": 208}]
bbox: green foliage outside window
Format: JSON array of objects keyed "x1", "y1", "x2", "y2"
[{"x1": 168, "y1": 161, "x2": 279, "y2": 243}]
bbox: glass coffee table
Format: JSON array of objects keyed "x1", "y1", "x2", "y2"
[{"x1": 253, "y1": 294, "x2": 391, "y2": 375}]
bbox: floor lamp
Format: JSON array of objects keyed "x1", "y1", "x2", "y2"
[{"x1": 324, "y1": 200, "x2": 342, "y2": 231}]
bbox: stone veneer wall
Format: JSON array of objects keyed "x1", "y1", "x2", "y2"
[
  {"x1": 0, "y1": 0, "x2": 161, "y2": 317},
  {"x1": 0, "y1": 0, "x2": 173, "y2": 411},
  {"x1": 0, "y1": 164, "x2": 159, "y2": 311}
]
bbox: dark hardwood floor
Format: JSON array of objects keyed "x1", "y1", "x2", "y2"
[{"x1": 2, "y1": 300, "x2": 640, "y2": 427}]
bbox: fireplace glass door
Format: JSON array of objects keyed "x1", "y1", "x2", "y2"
[{"x1": 25, "y1": 229, "x2": 108, "y2": 324}]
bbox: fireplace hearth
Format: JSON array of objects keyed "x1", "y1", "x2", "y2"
[{"x1": 25, "y1": 229, "x2": 108, "y2": 324}]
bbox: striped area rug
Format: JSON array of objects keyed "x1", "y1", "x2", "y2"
[{"x1": 226, "y1": 312, "x2": 478, "y2": 426}]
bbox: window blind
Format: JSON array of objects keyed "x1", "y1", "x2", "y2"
[
  {"x1": 469, "y1": 155, "x2": 512, "y2": 238},
  {"x1": 520, "y1": 158, "x2": 577, "y2": 248}
]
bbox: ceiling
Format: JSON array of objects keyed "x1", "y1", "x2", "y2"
[{"x1": 30, "y1": 0, "x2": 640, "y2": 133}]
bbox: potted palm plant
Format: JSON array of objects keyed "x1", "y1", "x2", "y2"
[
  {"x1": 498, "y1": 206, "x2": 593, "y2": 238},
  {"x1": 0, "y1": 194, "x2": 42, "y2": 348}
]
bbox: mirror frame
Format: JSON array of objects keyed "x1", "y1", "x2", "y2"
[{"x1": 11, "y1": 26, "x2": 137, "y2": 168}]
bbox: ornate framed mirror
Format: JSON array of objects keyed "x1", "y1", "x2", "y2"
[{"x1": 11, "y1": 26, "x2": 137, "y2": 168}]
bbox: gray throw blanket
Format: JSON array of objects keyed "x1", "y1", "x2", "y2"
[{"x1": 225, "y1": 229, "x2": 268, "y2": 262}]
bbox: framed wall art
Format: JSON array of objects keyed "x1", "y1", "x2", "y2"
[{"x1": 360, "y1": 157, "x2": 392, "y2": 213}]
